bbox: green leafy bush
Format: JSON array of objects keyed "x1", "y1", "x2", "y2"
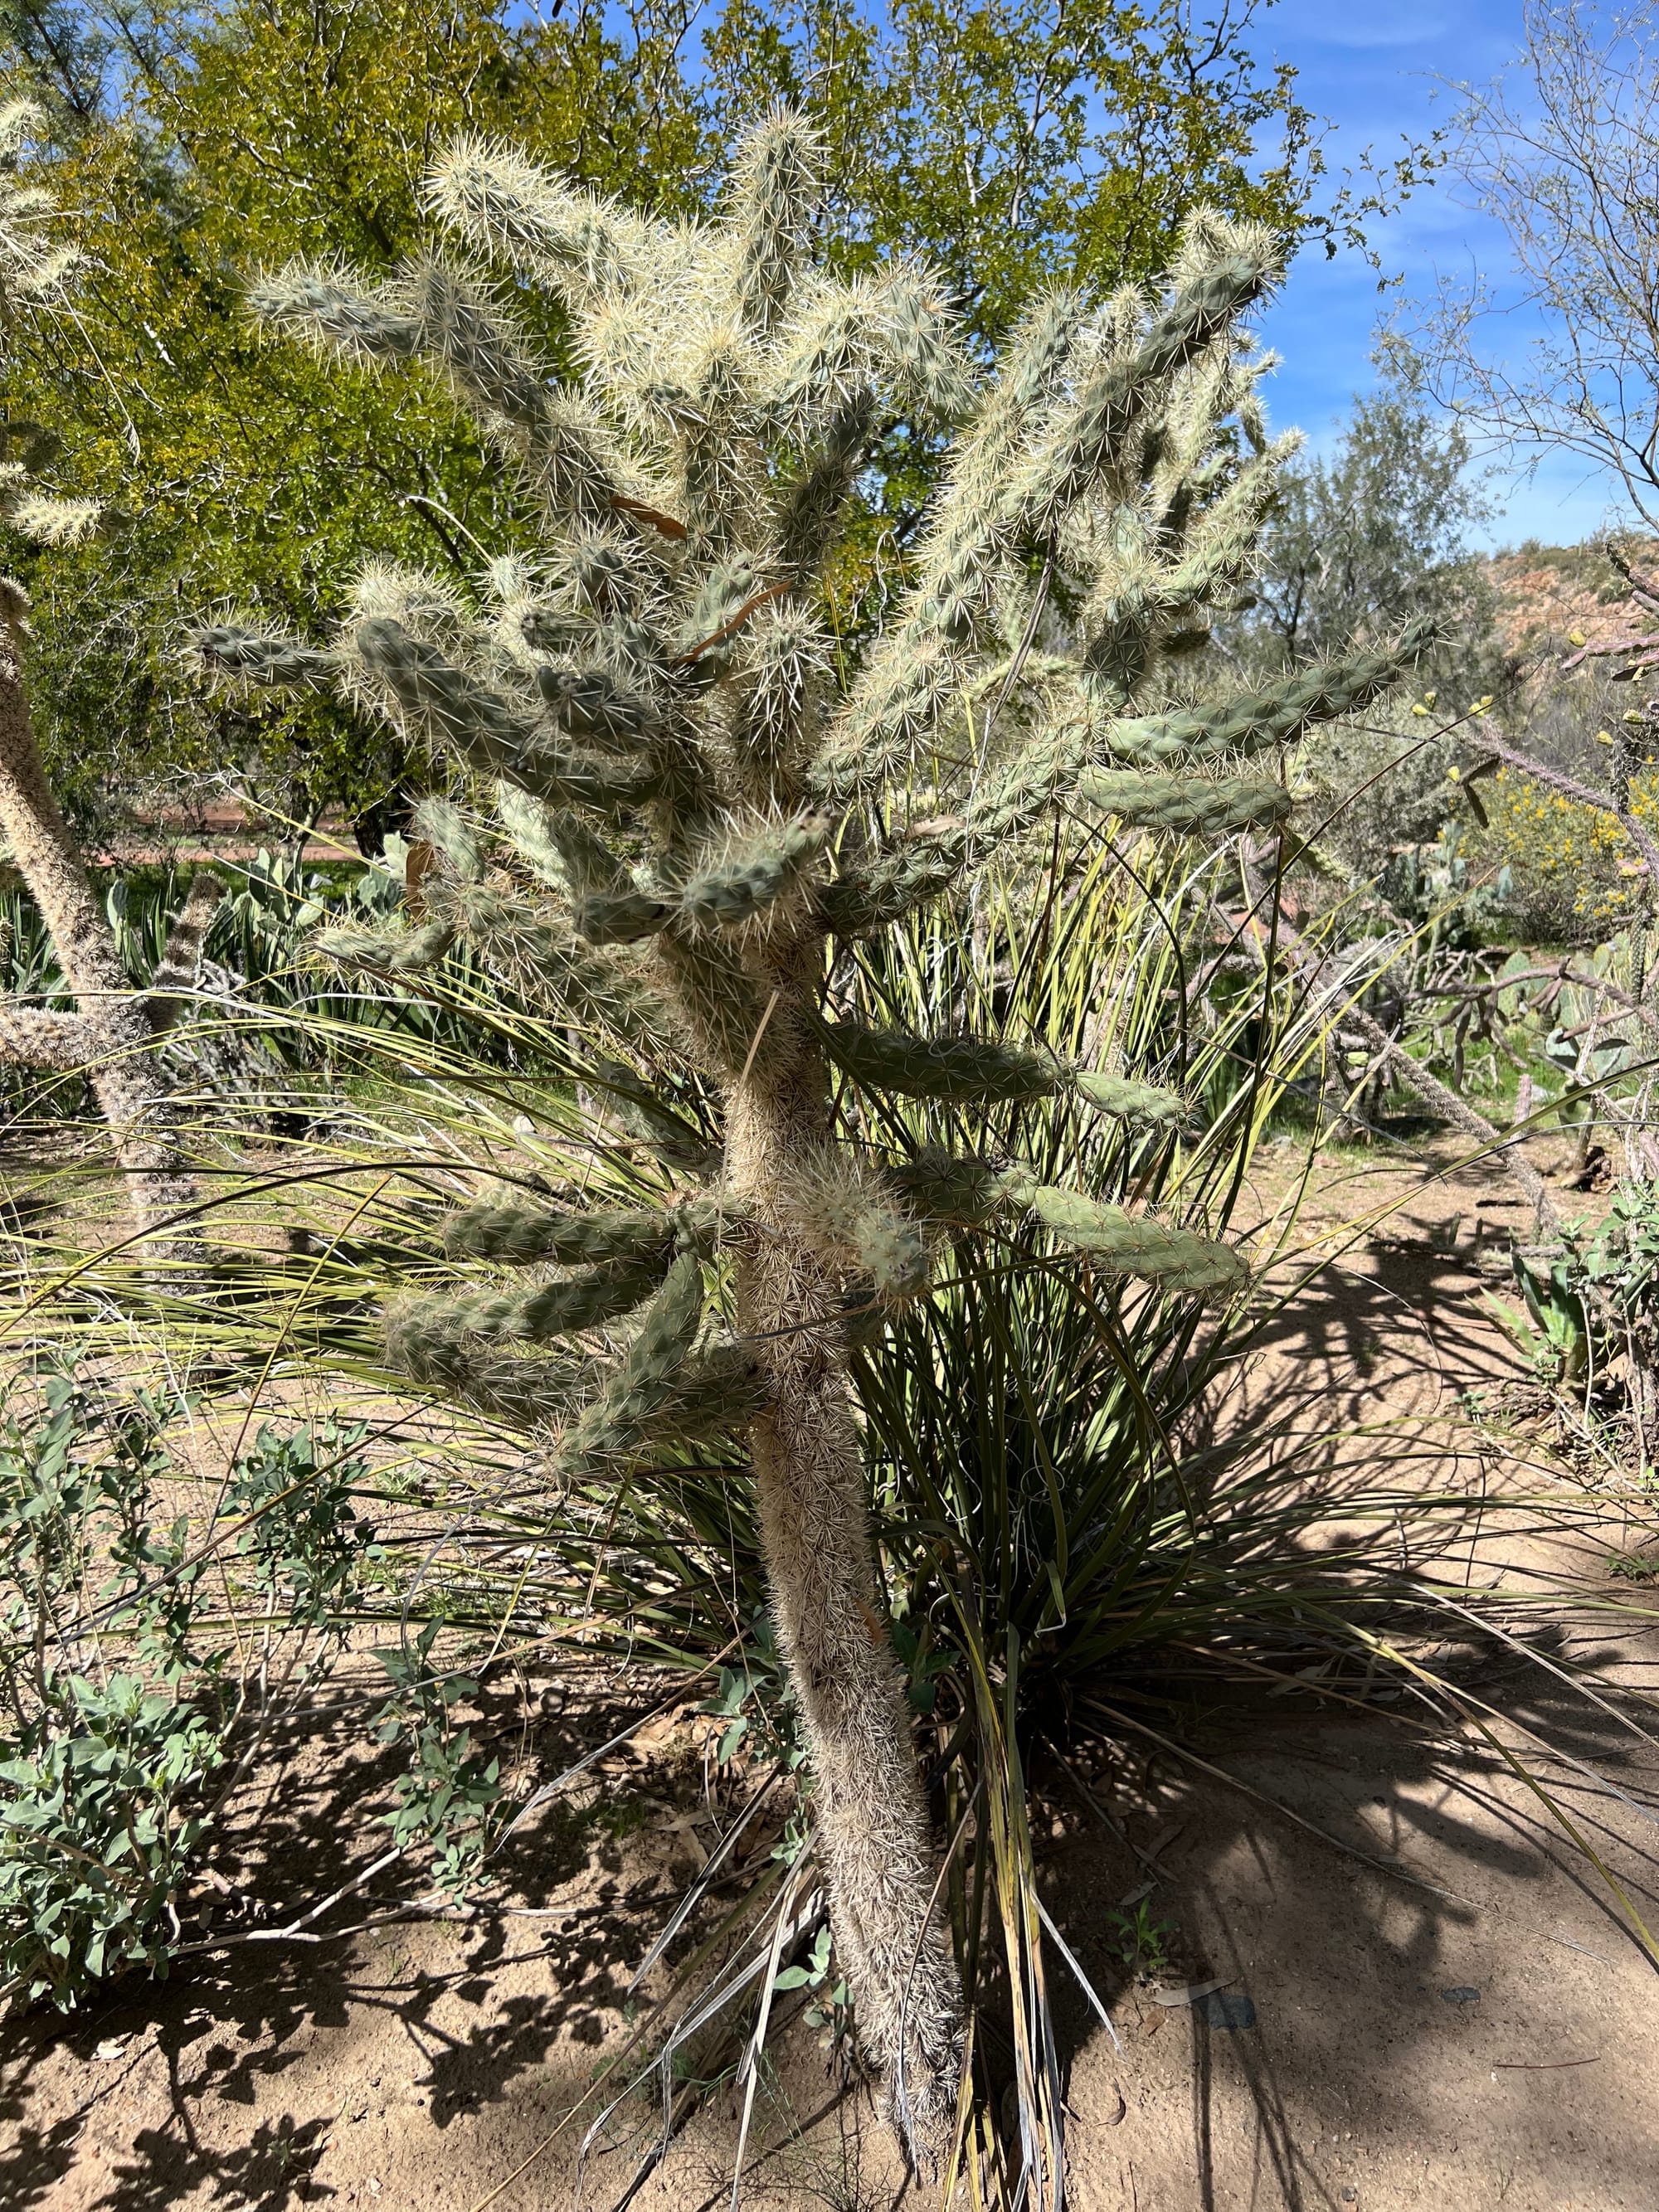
[
  {"x1": 0, "y1": 1373, "x2": 387, "y2": 2006},
  {"x1": 372, "y1": 1619, "x2": 505, "y2": 1898},
  {"x1": 0, "y1": 1365, "x2": 220, "y2": 2005}
]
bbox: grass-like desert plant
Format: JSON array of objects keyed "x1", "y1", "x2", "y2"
[{"x1": 188, "y1": 109, "x2": 1430, "y2": 2162}]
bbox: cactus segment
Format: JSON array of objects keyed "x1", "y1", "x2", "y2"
[
  {"x1": 1107, "y1": 616, "x2": 1435, "y2": 769},
  {"x1": 1079, "y1": 769, "x2": 1294, "y2": 837},
  {"x1": 1072, "y1": 1073, "x2": 1189, "y2": 1125},
  {"x1": 680, "y1": 814, "x2": 827, "y2": 930},
  {"x1": 818, "y1": 1018, "x2": 1061, "y2": 1104},
  {"x1": 1016, "y1": 1184, "x2": 1247, "y2": 1297},
  {"x1": 444, "y1": 1199, "x2": 674, "y2": 1266},
  {"x1": 573, "y1": 888, "x2": 674, "y2": 945},
  {"x1": 561, "y1": 1248, "x2": 709, "y2": 1470},
  {"x1": 388, "y1": 1252, "x2": 669, "y2": 1365},
  {"x1": 313, "y1": 917, "x2": 458, "y2": 975}
]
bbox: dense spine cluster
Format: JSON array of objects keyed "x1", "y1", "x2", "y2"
[{"x1": 194, "y1": 113, "x2": 1424, "y2": 2161}]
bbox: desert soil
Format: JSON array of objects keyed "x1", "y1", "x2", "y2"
[{"x1": 3, "y1": 1130, "x2": 1657, "y2": 2212}]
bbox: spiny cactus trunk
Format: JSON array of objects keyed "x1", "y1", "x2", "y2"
[
  {"x1": 724, "y1": 1015, "x2": 960, "y2": 2156},
  {"x1": 0, "y1": 642, "x2": 196, "y2": 1250}
]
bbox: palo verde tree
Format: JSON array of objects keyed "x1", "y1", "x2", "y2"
[{"x1": 194, "y1": 114, "x2": 1426, "y2": 2159}]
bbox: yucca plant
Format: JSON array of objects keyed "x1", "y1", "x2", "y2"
[{"x1": 191, "y1": 111, "x2": 1428, "y2": 2163}]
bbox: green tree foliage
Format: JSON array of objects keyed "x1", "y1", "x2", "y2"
[
  {"x1": 0, "y1": 0, "x2": 1345, "y2": 830},
  {"x1": 1236, "y1": 377, "x2": 1510, "y2": 879},
  {"x1": 1244, "y1": 377, "x2": 1498, "y2": 678},
  {"x1": 0, "y1": 0, "x2": 709, "y2": 834}
]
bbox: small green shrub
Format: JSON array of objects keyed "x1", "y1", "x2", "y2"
[
  {"x1": 0, "y1": 1373, "x2": 388, "y2": 2006},
  {"x1": 0, "y1": 1365, "x2": 221, "y2": 2005},
  {"x1": 224, "y1": 1417, "x2": 384, "y2": 1633},
  {"x1": 372, "y1": 1618, "x2": 506, "y2": 1898}
]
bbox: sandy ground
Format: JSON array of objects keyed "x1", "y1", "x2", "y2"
[{"x1": 3, "y1": 1131, "x2": 1657, "y2": 2212}]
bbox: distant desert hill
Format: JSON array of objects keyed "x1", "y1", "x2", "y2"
[{"x1": 1484, "y1": 537, "x2": 1659, "y2": 664}]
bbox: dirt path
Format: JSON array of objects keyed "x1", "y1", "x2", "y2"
[{"x1": 4, "y1": 1135, "x2": 1657, "y2": 2211}]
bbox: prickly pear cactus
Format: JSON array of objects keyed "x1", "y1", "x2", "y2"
[{"x1": 195, "y1": 111, "x2": 1425, "y2": 2162}]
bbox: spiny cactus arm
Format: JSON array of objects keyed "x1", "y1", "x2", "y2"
[
  {"x1": 146, "y1": 870, "x2": 226, "y2": 1032},
  {"x1": 444, "y1": 1195, "x2": 719, "y2": 1266},
  {"x1": 533, "y1": 663, "x2": 659, "y2": 751},
  {"x1": 349, "y1": 619, "x2": 656, "y2": 814},
  {"x1": 730, "y1": 607, "x2": 834, "y2": 805},
  {"x1": 1109, "y1": 616, "x2": 1435, "y2": 769},
  {"x1": 409, "y1": 795, "x2": 484, "y2": 881},
  {"x1": 674, "y1": 556, "x2": 773, "y2": 672},
  {"x1": 192, "y1": 624, "x2": 338, "y2": 693},
  {"x1": 396, "y1": 253, "x2": 551, "y2": 440},
  {"x1": 883, "y1": 1147, "x2": 1007, "y2": 1228},
  {"x1": 1011, "y1": 1183, "x2": 1248, "y2": 1297},
  {"x1": 1073, "y1": 1073, "x2": 1189, "y2": 1125},
  {"x1": 558, "y1": 1247, "x2": 709, "y2": 1473},
  {"x1": 805, "y1": 296, "x2": 1107, "y2": 805},
  {"x1": 442, "y1": 1198, "x2": 663, "y2": 1266},
  {"x1": 821, "y1": 362, "x2": 1190, "y2": 800},
  {"x1": 786, "y1": 1154, "x2": 932, "y2": 1303},
  {"x1": 530, "y1": 537, "x2": 663, "y2": 633},
  {"x1": 774, "y1": 401, "x2": 874, "y2": 581},
  {"x1": 528, "y1": 397, "x2": 641, "y2": 530},
  {"x1": 424, "y1": 136, "x2": 655, "y2": 303},
  {"x1": 253, "y1": 258, "x2": 629, "y2": 528},
  {"x1": 7, "y1": 493, "x2": 104, "y2": 545},
  {"x1": 818, "y1": 1018, "x2": 1062, "y2": 1104},
  {"x1": 1079, "y1": 769, "x2": 1295, "y2": 837},
  {"x1": 1010, "y1": 246, "x2": 1279, "y2": 536},
  {"x1": 679, "y1": 814, "x2": 828, "y2": 929},
  {"x1": 1163, "y1": 427, "x2": 1300, "y2": 591},
  {"x1": 820, "y1": 1021, "x2": 1186, "y2": 1124},
  {"x1": 312, "y1": 917, "x2": 458, "y2": 978},
  {"x1": 387, "y1": 1251, "x2": 671, "y2": 1369},
  {"x1": 812, "y1": 834, "x2": 967, "y2": 938},
  {"x1": 380, "y1": 1296, "x2": 596, "y2": 1412},
  {"x1": 0, "y1": 1001, "x2": 104, "y2": 1067},
  {"x1": 572, "y1": 887, "x2": 674, "y2": 945},
  {"x1": 249, "y1": 262, "x2": 423, "y2": 372},
  {"x1": 727, "y1": 106, "x2": 823, "y2": 338},
  {"x1": 494, "y1": 783, "x2": 632, "y2": 905},
  {"x1": 541, "y1": 938, "x2": 675, "y2": 1050}
]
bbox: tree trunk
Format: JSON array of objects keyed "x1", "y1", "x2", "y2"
[
  {"x1": 723, "y1": 1020, "x2": 961, "y2": 2167},
  {"x1": 0, "y1": 634, "x2": 196, "y2": 1250}
]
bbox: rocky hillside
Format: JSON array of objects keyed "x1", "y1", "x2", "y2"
[{"x1": 1486, "y1": 537, "x2": 1659, "y2": 665}]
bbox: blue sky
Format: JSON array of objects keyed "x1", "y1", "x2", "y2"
[{"x1": 1244, "y1": 0, "x2": 1620, "y2": 548}]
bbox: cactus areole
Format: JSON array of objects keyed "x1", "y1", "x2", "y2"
[{"x1": 196, "y1": 112, "x2": 1425, "y2": 2162}]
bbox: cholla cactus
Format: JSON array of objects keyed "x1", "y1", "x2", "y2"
[
  {"x1": 195, "y1": 112, "x2": 1425, "y2": 2161},
  {"x1": 0, "y1": 101, "x2": 219, "y2": 1252}
]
